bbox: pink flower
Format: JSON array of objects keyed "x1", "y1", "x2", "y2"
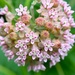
[
  {"x1": 5, "y1": 50, "x2": 14, "y2": 60},
  {"x1": 41, "y1": 39, "x2": 54, "y2": 51},
  {"x1": 15, "y1": 4, "x2": 29, "y2": 16},
  {"x1": 28, "y1": 63, "x2": 46, "y2": 72},
  {"x1": 0, "y1": 18, "x2": 4, "y2": 28},
  {"x1": 0, "y1": 36, "x2": 5, "y2": 46},
  {"x1": 29, "y1": 44, "x2": 40, "y2": 60},
  {"x1": 38, "y1": 51, "x2": 50, "y2": 62},
  {"x1": 0, "y1": 6, "x2": 8, "y2": 15},
  {"x1": 15, "y1": 21, "x2": 26, "y2": 32},
  {"x1": 50, "y1": 53, "x2": 60, "y2": 67},
  {"x1": 64, "y1": 5, "x2": 74, "y2": 16},
  {"x1": 63, "y1": 30, "x2": 75, "y2": 45},
  {"x1": 41, "y1": 0, "x2": 54, "y2": 9},
  {"x1": 37, "y1": 5, "x2": 49, "y2": 18},
  {"x1": 15, "y1": 39, "x2": 27, "y2": 52},
  {"x1": 60, "y1": 17, "x2": 70, "y2": 28},
  {"x1": 69, "y1": 16, "x2": 75, "y2": 27},
  {"x1": 49, "y1": 8, "x2": 59, "y2": 19},
  {"x1": 25, "y1": 31, "x2": 38, "y2": 44},
  {"x1": 15, "y1": 51, "x2": 27, "y2": 66},
  {"x1": 58, "y1": 43, "x2": 71, "y2": 59}
]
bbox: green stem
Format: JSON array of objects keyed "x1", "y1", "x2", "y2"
[
  {"x1": 55, "y1": 63, "x2": 64, "y2": 75},
  {"x1": 30, "y1": 6, "x2": 35, "y2": 22}
]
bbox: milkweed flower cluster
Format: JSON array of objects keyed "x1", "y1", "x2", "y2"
[{"x1": 0, "y1": 0, "x2": 75, "y2": 72}]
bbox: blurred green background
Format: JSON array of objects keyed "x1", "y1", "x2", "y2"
[{"x1": 0, "y1": 0, "x2": 75, "y2": 75}]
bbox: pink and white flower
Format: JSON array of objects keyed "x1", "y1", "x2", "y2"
[
  {"x1": 15, "y1": 4, "x2": 29, "y2": 16},
  {"x1": 38, "y1": 51, "x2": 50, "y2": 62},
  {"x1": 5, "y1": 50, "x2": 14, "y2": 60},
  {"x1": 29, "y1": 44, "x2": 40, "y2": 60},
  {"x1": 41, "y1": 39, "x2": 54, "y2": 51},
  {"x1": 15, "y1": 21, "x2": 26, "y2": 32},
  {"x1": 25, "y1": 31, "x2": 38, "y2": 44},
  {"x1": 15, "y1": 51, "x2": 27, "y2": 66},
  {"x1": 41, "y1": 0, "x2": 54, "y2": 9},
  {"x1": 0, "y1": 6, "x2": 8, "y2": 15},
  {"x1": 15, "y1": 39, "x2": 27, "y2": 52}
]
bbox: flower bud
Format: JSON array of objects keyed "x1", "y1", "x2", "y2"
[
  {"x1": 35, "y1": 17, "x2": 45, "y2": 26},
  {"x1": 41, "y1": 30, "x2": 49, "y2": 38},
  {"x1": 9, "y1": 32, "x2": 17, "y2": 40},
  {"x1": 52, "y1": 0, "x2": 58, "y2": 7},
  {"x1": 53, "y1": 39, "x2": 61, "y2": 49},
  {"x1": 45, "y1": 22, "x2": 53, "y2": 30},
  {"x1": 51, "y1": 28, "x2": 60, "y2": 35},
  {"x1": 21, "y1": 14, "x2": 31, "y2": 25}
]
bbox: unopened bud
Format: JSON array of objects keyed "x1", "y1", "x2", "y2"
[
  {"x1": 35, "y1": 17, "x2": 45, "y2": 26},
  {"x1": 41, "y1": 30, "x2": 49, "y2": 38},
  {"x1": 45, "y1": 22, "x2": 53, "y2": 30},
  {"x1": 53, "y1": 39, "x2": 61, "y2": 49},
  {"x1": 21, "y1": 14, "x2": 31, "y2": 25},
  {"x1": 51, "y1": 28, "x2": 60, "y2": 34},
  {"x1": 52, "y1": 0, "x2": 58, "y2": 7},
  {"x1": 9, "y1": 32, "x2": 17, "y2": 40}
]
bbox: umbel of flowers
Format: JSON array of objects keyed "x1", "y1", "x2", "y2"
[{"x1": 0, "y1": 0, "x2": 75, "y2": 72}]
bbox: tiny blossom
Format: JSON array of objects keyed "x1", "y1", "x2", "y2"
[
  {"x1": 49, "y1": 8, "x2": 59, "y2": 19},
  {"x1": 38, "y1": 51, "x2": 50, "y2": 62},
  {"x1": 28, "y1": 63, "x2": 46, "y2": 72},
  {"x1": 50, "y1": 53, "x2": 60, "y2": 67},
  {"x1": 29, "y1": 44, "x2": 40, "y2": 60},
  {"x1": 0, "y1": 36, "x2": 5, "y2": 46},
  {"x1": 15, "y1": 4, "x2": 29, "y2": 16},
  {"x1": 58, "y1": 43, "x2": 72, "y2": 59},
  {"x1": 41, "y1": 39, "x2": 54, "y2": 51},
  {"x1": 15, "y1": 39, "x2": 27, "y2": 52},
  {"x1": 37, "y1": 5, "x2": 49, "y2": 18},
  {"x1": 60, "y1": 17, "x2": 70, "y2": 28},
  {"x1": 15, "y1": 51, "x2": 27, "y2": 66},
  {"x1": 63, "y1": 30, "x2": 75, "y2": 45},
  {"x1": 0, "y1": 6, "x2": 8, "y2": 15},
  {"x1": 64, "y1": 4, "x2": 74, "y2": 16},
  {"x1": 41, "y1": 0, "x2": 54, "y2": 9},
  {"x1": 15, "y1": 21, "x2": 26, "y2": 32},
  {"x1": 68, "y1": 16, "x2": 75, "y2": 27},
  {"x1": 0, "y1": 18, "x2": 4, "y2": 27},
  {"x1": 5, "y1": 50, "x2": 14, "y2": 60},
  {"x1": 25, "y1": 31, "x2": 38, "y2": 44}
]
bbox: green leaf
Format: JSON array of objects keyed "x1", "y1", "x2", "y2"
[
  {"x1": 0, "y1": 65, "x2": 16, "y2": 75},
  {"x1": 0, "y1": 0, "x2": 14, "y2": 12}
]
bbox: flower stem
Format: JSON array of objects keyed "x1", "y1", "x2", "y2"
[
  {"x1": 30, "y1": 6, "x2": 35, "y2": 22},
  {"x1": 55, "y1": 63, "x2": 64, "y2": 75},
  {"x1": 21, "y1": 66, "x2": 29, "y2": 75}
]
